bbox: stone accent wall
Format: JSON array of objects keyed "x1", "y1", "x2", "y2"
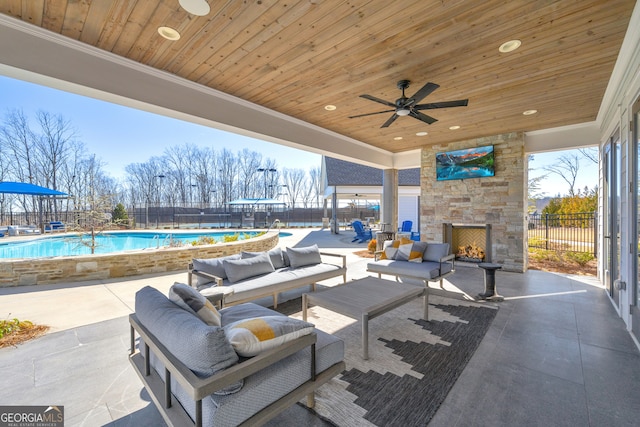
[
  {"x1": 0, "y1": 231, "x2": 279, "y2": 287},
  {"x1": 421, "y1": 132, "x2": 527, "y2": 272}
]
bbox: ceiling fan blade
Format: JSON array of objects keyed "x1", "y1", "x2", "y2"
[
  {"x1": 348, "y1": 109, "x2": 396, "y2": 119},
  {"x1": 381, "y1": 114, "x2": 399, "y2": 128},
  {"x1": 414, "y1": 99, "x2": 469, "y2": 110},
  {"x1": 410, "y1": 110, "x2": 437, "y2": 125},
  {"x1": 360, "y1": 94, "x2": 396, "y2": 108},
  {"x1": 407, "y1": 82, "x2": 440, "y2": 105}
]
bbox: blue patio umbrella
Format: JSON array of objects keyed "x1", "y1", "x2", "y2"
[{"x1": 0, "y1": 181, "x2": 67, "y2": 196}]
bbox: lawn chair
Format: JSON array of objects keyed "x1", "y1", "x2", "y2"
[
  {"x1": 351, "y1": 220, "x2": 372, "y2": 243},
  {"x1": 399, "y1": 220, "x2": 420, "y2": 241}
]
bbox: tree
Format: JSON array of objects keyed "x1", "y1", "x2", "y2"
[
  {"x1": 543, "y1": 153, "x2": 580, "y2": 196},
  {"x1": 112, "y1": 203, "x2": 129, "y2": 226}
]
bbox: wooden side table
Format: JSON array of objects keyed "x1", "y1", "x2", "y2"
[{"x1": 476, "y1": 263, "x2": 504, "y2": 301}]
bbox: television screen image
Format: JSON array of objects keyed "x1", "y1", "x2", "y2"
[{"x1": 436, "y1": 145, "x2": 495, "y2": 181}]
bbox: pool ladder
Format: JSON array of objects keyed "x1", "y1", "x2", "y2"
[{"x1": 162, "y1": 233, "x2": 173, "y2": 247}]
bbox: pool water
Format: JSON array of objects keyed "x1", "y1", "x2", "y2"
[{"x1": 0, "y1": 231, "x2": 290, "y2": 259}]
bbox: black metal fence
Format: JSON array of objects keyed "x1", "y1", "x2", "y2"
[
  {"x1": 528, "y1": 212, "x2": 597, "y2": 256},
  {"x1": 0, "y1": 205, "x2": 380, "y2": 231}
]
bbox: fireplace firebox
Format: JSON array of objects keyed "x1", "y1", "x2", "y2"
[{"x1": 443, "y1": 223, "x2": 492, "y2": 263}]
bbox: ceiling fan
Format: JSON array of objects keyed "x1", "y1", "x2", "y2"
[{"x1": 349, "y1": 80, "x2": 468, "y2": 128}]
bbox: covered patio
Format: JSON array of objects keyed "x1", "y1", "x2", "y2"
[{"x1": 1, "y1": 1, "x2": 640, "y2": 425}]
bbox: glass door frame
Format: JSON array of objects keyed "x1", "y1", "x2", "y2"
[{"x1": 632, "y1": 96, "x2": 640, "y2": 339}]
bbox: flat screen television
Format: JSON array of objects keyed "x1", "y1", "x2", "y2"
[{"x1": 436, "y1": 145, "x2": 495, "y2": 181}]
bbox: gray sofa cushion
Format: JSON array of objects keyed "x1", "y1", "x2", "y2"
[
  {"x1": 160, "y1": 303, "x2": 345, "y2": 426},
  {"x1": 367, "y1": 259, "x2": 452, "y2": 280},
  {"x1": 286, "y1": 244, "x2": 322, "y2": 268},
  {"x1": 193, "y1": 254, "x2": 241, "y2": 285},
  {"x1": 423, "y1": 243, "x2": 450, "y2": 262},
  {"x1": 221, "y1": 263, "x2": 343, "y2": 304},
  {"x1": 224, "y1": 252, "x2": 275, "y2": 283},
  {"x1": 242, "y1": 247, "x2": 285, "y2": 269},
  {"x1": 134, "y1": 286, "x2": 243, "y2": 393}
]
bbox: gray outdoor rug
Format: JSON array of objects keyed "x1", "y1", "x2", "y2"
[{"x1": 275, "y1": 294, "x2": 498, "y2": 426}]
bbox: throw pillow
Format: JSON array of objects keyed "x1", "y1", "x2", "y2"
[
  {"x1": 224, "y1": 315, "x2": 315, "y2": 357},
  {"x1": 379, "y1": 239, "x2": 400, "y2": 260},
  {"x1": 423, "y1": 243, "x2": 451, "y2": 262},
  {"x1": 192, "y1": 254, "x2": 240, "y2": 286},
  {"x1": 241, "y1": 247, "x2": 285, "y2": 269},
  {"x1": 286, "y1": 244, "x2": 322, "y2": 268},
  {"x1": 169, "y1": 282, "x2": 221, "y2": 326},
  {"x1": 395, "y1": 242, "x2": 423, "y2": 263},
  {"x1": 379, "y1": 237, "x2": 413, "y2": 260},
  {"x1": 134, "y1": 286, "x2": 243, "y2": 394},
  {"x1": 223, "y1": 252, "x2": 275, "y2": 283}
]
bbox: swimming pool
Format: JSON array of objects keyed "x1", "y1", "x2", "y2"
[{"x1": 0, "y1": 231, "x2": 291, "y2": 259}]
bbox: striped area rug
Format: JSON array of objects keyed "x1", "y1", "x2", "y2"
[{"x1": 281, "y1": 294, "x2": 498, "y2": 426}]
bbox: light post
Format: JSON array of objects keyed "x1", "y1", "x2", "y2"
[
  {"x1": 257, "y1": 167, "x2": 277, "y2": 198},
  {"x1": 155, "y1": 174, "x2": 165, "y2": 229}
]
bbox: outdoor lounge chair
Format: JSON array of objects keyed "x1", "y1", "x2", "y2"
[
  {"x1": 44, "y1": 221, "x2": 66, "y2": 233},
  {"x1": 351, "y1": 220, "x2": 372, "y2": 243},
  {"x1": 399, "y1": 220, "x2": 420, "y2": 241}
]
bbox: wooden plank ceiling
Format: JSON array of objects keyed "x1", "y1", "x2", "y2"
[{"x1": 0, "y1": 0, "x2": 635, "y2": 153}]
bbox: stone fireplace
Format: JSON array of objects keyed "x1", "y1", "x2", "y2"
[
  {"x1": 443, "y1": 223, "x2": 492, "y2": 263},
  {"x1": 420, "y1": 132, "x2": 527, "y2": 272}
]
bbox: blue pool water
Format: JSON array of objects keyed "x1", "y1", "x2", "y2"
[{"x1": 0, "y1": 231, "x2": 291, "y2": 259}]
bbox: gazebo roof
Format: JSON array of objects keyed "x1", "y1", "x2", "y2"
[{"x1": 0, "y1": 181, "x2": 67, "y2": 196}]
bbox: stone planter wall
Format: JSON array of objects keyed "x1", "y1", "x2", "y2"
[
  {"x1": 421, "y1": 132, "x2": 527, "y2": 272},
  {"x1": 0, "y1": 231, "x2": 279, "y2": 287}
]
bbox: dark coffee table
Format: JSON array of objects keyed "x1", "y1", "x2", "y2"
[{"x1": 302, "y1": 276, "x2": 427, "y2": 360}]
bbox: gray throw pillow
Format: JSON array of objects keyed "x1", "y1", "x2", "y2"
[
  {"x1": 134, "y1": 286, "x2": 243, "y2": 394},
  {"x1": 423, "y1": 243, "x2": 450, "y2": 262},
  {"x1": 223, "y1": 252, "x2": 275, "y2": 283},
  {"x1": 241, "y1": 247, "x2": 285, "y2": 269},
  {"x1": 286, "y1": 244, "x2": 322, "y2": 268},
  {"x1": 192, "y1": 254, "x2": 241, "y2": 286}
]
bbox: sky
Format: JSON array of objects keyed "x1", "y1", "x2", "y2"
[
  {"x1": 0, "y1": 75, "x2": 597, "y2": 197},
  {"x1": 0, "y1": 75, "x2": 322, "y2": 179}
]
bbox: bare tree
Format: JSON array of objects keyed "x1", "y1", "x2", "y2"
[
  {"x1": 543, "y1": 153, "x2": 580, "y2": 196},
  {"x1": 282, "y1": 168, "x2": 306, "y2": 208},
  {"x1": 579, "y1": 147, "x2": 599, "y2": 164}
]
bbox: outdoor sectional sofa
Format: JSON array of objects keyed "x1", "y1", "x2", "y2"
[
  {"x1": 366, "y1": 239, "x2": 455, "y2": 288},
  {"x1": 129, "y1": 284, "x2": 345, "y2": 427},
  {"x1": 187, "y1": 244, "x2": 347, "y2": 307}
]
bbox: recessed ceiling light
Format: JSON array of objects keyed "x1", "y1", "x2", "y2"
[
  {"x1": 394, "y1": 136, "x2": 403, "y2": 141},
  {"x1": 523, "y1": 109, "x2": 538, "y2": 115},
  {"x1": 158, "y1": 26, "x2": 180, "y2": 41},
  {"x1": 499, "y1": 39, "x2": 521, "y2": 53},
  {"x1": 449, "y1": 125, "x2": 461, "y2": 130},
  {"x1": 416, "y1": 131, "x2": 428, "y2": 136},
  {"x1": 324, "y1": 105, "x2": 336, "y2": 111},
  {"x1": 179, "y1": 0, "x2": 211, "y2": 16}
]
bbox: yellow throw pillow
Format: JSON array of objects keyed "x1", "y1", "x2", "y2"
[{"x1": 379, "y1": 239, "x2": 401, "y2": 260}]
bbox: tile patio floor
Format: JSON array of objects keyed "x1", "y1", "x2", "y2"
[{"x1": 0, "y1": 228, "x2": 639, "y2": 426}]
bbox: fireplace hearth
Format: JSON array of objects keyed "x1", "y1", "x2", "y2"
[{"x1": 443, "y1": 223, "x2": 492, "y2": 263}]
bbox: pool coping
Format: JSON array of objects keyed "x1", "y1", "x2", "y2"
[{"x1": 0, "y1": 230, "x2": 279, "y2": 287}]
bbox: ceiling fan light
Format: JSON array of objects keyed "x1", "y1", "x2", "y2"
[
  {"x1": 396, "y1": 108, "x2": 411, "y2": 116},
  {"x1": 179, "y1": 0, "x2": 211, "y2": 16}
]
